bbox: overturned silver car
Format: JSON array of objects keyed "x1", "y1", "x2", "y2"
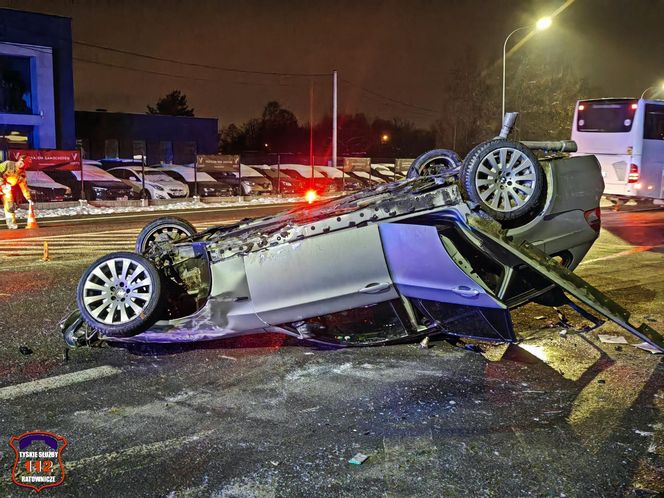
[{"x1": 62, "y1": 130, "x2": 664, "y2": 352}]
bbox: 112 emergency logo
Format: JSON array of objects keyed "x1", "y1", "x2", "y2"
[{"x1": 9, "y1": 431, "x2": 68, "y2": 492}]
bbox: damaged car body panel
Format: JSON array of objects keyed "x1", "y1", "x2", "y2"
[{"x1": 63, "y1": 135, "x2": 664, "y2": 353}]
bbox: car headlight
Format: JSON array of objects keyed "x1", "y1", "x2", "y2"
[
  {"x1": 283, "y1": 181, "x2": 292, "y2": 187},
  {"x1": 152, "y1": 184, "x2": 165, "y2": 191},
  {"x1": 65, "y1": 187, "x2": 72, "y2": 195},
  {"x1": 92, "y1": 186, "x2": 107, "y2": 193}
]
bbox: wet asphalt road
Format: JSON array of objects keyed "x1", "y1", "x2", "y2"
[{"x1": 0, "y1": 205, "x2": 662, "y2": 497}]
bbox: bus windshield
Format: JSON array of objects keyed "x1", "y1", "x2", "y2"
[{"x1": 577, "y1": 100, "x2": 637, "y2": 133}]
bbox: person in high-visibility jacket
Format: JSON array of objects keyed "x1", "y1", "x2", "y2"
[{"x1": 0, "y1": 155, "x2": 32, "y2": 229}]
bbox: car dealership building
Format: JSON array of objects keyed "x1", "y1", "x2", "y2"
[
  {"x1": 1, "y1": 7, "x2": 218, "y2": 164},
  {"x1": 0, "y1": 8, "x2": 76, "y2": 153}
]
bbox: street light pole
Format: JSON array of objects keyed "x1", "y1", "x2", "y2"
[
  {"x1": 640, "y1": 83, "x2": 664, "y2": 99},
  {"x1": 501, "y1": 17, "x2": 552, "y2": 121},
  {"x1": 502, "y1": 26, "x2": 528, "y2": 121}
]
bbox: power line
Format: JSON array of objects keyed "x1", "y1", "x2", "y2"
[
  {"x1": 74, "y1": 40, "x2": 332, "y2": 78},
  {"x1": 341, "y1": 78, "x2": 439, "y2": 116},
  {"x1": 73, "y1": 56, "x2": 305, "y2": 88},
  {"x1": 73, "y1": 57, "x2": 216, "y2": 82}
]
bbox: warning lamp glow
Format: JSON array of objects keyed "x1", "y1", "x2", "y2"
[
  {"x1": 305, "y1": 189, "x2": 318, "y2": 204},
  {"x1": 634, "y1": 183, "x2": 642, "y2": 190},
  {"x1": 578, "y1": 104, "x2": 585, "y2": 111},
  {"x1": 631, "y1": 103, "x2": 638, "y2": 110}
]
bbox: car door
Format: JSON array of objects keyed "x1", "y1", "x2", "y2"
[
  {"x1": 379, "y1": 223, "x2": 515, "y2": 342},
  {"x1": 244, "y1": 224, "x2": 399, "y2": 326}
]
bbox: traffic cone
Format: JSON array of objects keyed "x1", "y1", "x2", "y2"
[{"x1": 26, "y1": 203, "x2": 39, "y2": 229}]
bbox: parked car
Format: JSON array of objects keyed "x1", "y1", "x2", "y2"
[
  {"x1": 276, "y1": 164, "x2": 332, "y2": 193},
  {"x1": 46, "y1": 162, "x2": 138, "y2": 201},
  {"x1": 314, "y1": 166, "x2": 363, "y2": 192},
  {"x1": 108, "y1": 166, "x2": 189, "y2": 199},
  {"x1": 157, "y1": 164, "x2": 236, "y2": 197},
  {"x1": 22, "y1": 171, "x2": 72, "y2": 203},
  {"x1": 346, "y1": 170, "x2": 385, "y2": 187},
  {"x1": 250, "y1": 165, "x2": 301, "y2": 194},
  {"x1": 61, "y1": 133, "x2": 662, "y2": 355},
  {"x1": 371, "y1": 163, "x2": 400, "y2": 183},
  {"x1": 233, "y1": 165, "x2": 273, "y2": 195}
]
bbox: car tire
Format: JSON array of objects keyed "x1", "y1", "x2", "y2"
[
  {"x1": 76, "y1": 252, "x2": 165, "y2": 337},
  {"x1": 406, "y1": 149, "x2": 461, "y2": 179},
  {"x1": 139, "y1": 188, "x2": 152, "y2": 200},
  {"x1": 460, "y1": 139, "x2": 544, "y2": 222},
  {"x1": 135, "y1": 216, "x2": 197, "y2": 253}
]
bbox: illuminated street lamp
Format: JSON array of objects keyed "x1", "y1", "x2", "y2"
[
  {"x1": 502, "y1": 16, "x2": 552, "y2": 120},
  {"x1": 640, "y1": 82, "x2": 664, "y2": 99}
]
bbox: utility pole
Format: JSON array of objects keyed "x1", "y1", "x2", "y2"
[
  {"x1": 332, "y1": 70, "x2": 338, "y2": 170},
  {"x1": 310, "y1": 78, "x2": 314, "y2": 180}
]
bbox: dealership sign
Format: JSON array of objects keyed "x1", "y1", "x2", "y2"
[
  {"x1": 342, "y1": 157, "x2": 371, "y2": 173},
  {"x1": 8, "y1": 149, "x2": 81, "y2": 171},
  {"x1": 196, "y1": 154, "x2": 240, "y2": 172}
]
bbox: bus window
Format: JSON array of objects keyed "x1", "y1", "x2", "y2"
[
  {"x1": 577, "y1": 100, "x2": 637, "y2": 133},
  {"x1": 644, "y1": 104, "x2": 664, "y2": 140}
]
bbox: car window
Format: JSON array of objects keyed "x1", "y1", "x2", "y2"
[
  {"x1": 644, "y1": 104, "x2": 664, "y2": 140},
  {"x1": 577, "y1": 99, "x2": 637, "y2": 133}
]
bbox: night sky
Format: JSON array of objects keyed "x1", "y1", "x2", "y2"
[{"x1": 2, "y1": 0, "x2": 663, "y2": 127}]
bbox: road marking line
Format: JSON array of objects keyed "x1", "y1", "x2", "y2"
[
  {"x1": 0, "y1": 219, "x2": 241, "y2": 242},
  {"x1": 66, "y1": 429, "x2": 215, "y2": 470},
  {"x1": 0, "y1": 366, "x2": 122, "y2": 400},
  {"x1": 579, "y1": 245, "x2": 662, "y2": 265}
]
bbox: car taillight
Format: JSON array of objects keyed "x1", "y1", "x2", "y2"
[
  {"x1": 628, "y1": 164, "x2": 639, "y2": 183},
  {"x1": 584, "y1": 207, "x2": 601, "y2": 233}
]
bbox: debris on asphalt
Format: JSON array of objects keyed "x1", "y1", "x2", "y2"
[
  {"x1": 463, "y1": 343, "x2": 484, "y2": 353},
  {"x1": 553, "y1": 307, "x2": 571, "y2": 327},
  {"x1": 633, "y1": 342, "x2": 663, "y2": 354},
  {"x1": 19, "y1": 345, "x2": 33, "y2": 355},
  {"x1": 419, "y1": 337, "x2": 430, "y2": 349},
  {"x1": 597, "y1": 334, "x2": 629, "y2": 344},
  {"x1": 559, "y1": 329, "x2": 567, "y2": 337},
  {"x1": 348, "y1": 453, "x2": 369, "y2": 465},
  {"x1": 534, "y1": 316, "x2": 545, "y2": 320},
  {"x1": 634, "y1": 429, "x2": 654, "y2": 437}
]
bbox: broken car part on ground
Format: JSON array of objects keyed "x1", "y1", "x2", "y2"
[{"x1": 61, "y1": 115, "x2": 664, "y2": 354}]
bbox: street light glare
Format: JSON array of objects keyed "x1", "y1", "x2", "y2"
[{"x1": 536, "y1": 17, "x2": 552, "y2": 30}]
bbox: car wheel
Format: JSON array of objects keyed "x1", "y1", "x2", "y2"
[
  {"x1": 407, "y1": 149, "x2": 461, "y2": 179},
  {"x1": 76, "y1": 252, "x2": 164, "y2": 337},
  {"x1": 460, "y1": 139, "x2": 544, "y2": 222},
  {"x1": 139, "y1": 188, "x2": 152, "y2": 200},
  {"x1": 135, "y1": 216, "x2": 197, "y2": 253}
]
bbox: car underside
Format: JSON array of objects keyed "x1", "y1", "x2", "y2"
[
  {"x1": 60, "y1": 123, "x2": 664, "y2": 354},
  {"x1": 59, "y1": 140, "x2": 663, "y2": 348}
]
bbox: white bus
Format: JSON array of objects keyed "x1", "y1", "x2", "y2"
[{"x1": 571, "y1": 98, "x2": 664, "y2": 202}]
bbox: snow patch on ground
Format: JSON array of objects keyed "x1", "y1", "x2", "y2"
[{"x1": 15, "y1": 197, "x2": 301, "y2": 220}]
